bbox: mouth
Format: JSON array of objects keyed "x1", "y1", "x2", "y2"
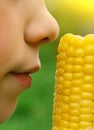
[{"x1": 10, "y1": 65, "x2": 40, "y2": 89}]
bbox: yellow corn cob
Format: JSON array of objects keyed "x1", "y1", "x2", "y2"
[{"x1": 52, "y1": 33, "x2": 94, "y2": 130}]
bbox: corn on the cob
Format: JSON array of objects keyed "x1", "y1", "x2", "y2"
[{"x1": 52, "y1": 33, "x2": 94, "y2": 130}]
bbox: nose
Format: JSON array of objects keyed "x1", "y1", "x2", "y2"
[{"x1": 24, "y1": 10, "x2": 59, "y2": 45}]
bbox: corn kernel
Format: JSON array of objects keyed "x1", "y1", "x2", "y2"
[
  {"x1": 80, "y1": 108, "x2": 91, "y2": 114},
  {"x1": 79, "y1": 121, "x2": 92, "y2": 129},
  {"x1": 70, "y1": 95, "x2": 81, "y2": 102},
  {"x1": 69, "y1": 122, "x2": 79, "y2": 129},
  {"x1": 73, "y1": 72, "x2": 84, "y2": 79},
  {"x1": 73, "y1": 65, "x2": 83, "y2": 72},
  {"x1": 70, "y1": 87, "x2": 81, "y2": 94},
  {"x1": 69, "y1": 116, "x2": 79, "y2": 123},
  {"x1": 65, "y1": 57, "x2": 73, "y2": 64},
  {"x1": 63, "y1": 73, "x2": 72, "y2": 80},
  {"x1": 66, "y1": 47, "x2": 74, "y2": 56},
  {"x1": 74, "y1": 48, "x2": 84, "y2": 57},
  {"x1": 84, "y1": 45, "x2": 94, "y2": 55},
  {"x1": 60, "y1": 120, "x2": 69, "y2": 128},
  {"x1": 72, "y1": 79, "x2": 83, "y2": 86},
  {"x1": 81, "y1": 92, "x2": 93, "y2": 100},
  {"x1": 84, "y1": 64, "x2": 94, "y2": 74},
  {"x1": 85, "y1": 56, "x2": 94, "y2": 64},
  {"x1": 82, "y1": 84, "x2": 93, "y2": 93},
  {"x1": 69, "y1": 103, "x2": 80, "y2": 109},
  {"x1": 73, "y1": 58, "x2": 84, "y2": 65},
  {"x1": 64, "y1": 64, "x2": 73, "y2": 72},
  {"x1": 83, "y1": 75, "x2": 94, "y2": 84},
  {"x1": 80, "y1": 100, "x2": 93, "y2": 107},
  {"x1": 79, "y1": 114, "x2": 92, "y2": 122}
]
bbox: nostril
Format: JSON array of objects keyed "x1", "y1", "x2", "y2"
[
  {"x1": 36, "y1": 37, "x2": 50, "y2": 45},
  {"x1": 42, "y1": 37, "x2": 49, "y2": 42}
]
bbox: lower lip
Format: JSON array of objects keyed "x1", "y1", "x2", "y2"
[{"x1": 11, "y1": 73, "x2": 32, "y2": 88}]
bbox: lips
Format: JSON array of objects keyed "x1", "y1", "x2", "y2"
[
  {"x1": 11, "y1": 65, "x2": 40, "y2": 88},
  {"x1": 11, "y1": 72, "x2": 32, "y2": 88}
]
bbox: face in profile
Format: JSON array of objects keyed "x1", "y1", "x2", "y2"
[{"x1": 0, "y1": 0, "x2": 59, "y2": 123}]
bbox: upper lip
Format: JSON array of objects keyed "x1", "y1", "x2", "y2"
[
  {"x1": 24, "y1": 65, "x2": 40, "y2": 74},
  {"x1": 11, "y1": 65, "x2": 40, "y2": 75}
]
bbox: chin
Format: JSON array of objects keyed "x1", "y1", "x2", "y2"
[{"x1": 0, "y1": 100, "x2": 17, "y2": 124}]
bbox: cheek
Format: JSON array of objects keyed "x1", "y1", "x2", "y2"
[
  {"x1": 0, "y1": 35, "x2": 15, "y2": 74},
  {"x1": 0, "y1": 13, "x2": 21, "y2": 59},
  {"x1": 0, "y1": 41, "x2": 11, "y2": 62},
  {"x1": 0, "y1": 20, "x2": 22, "y2": 74}
]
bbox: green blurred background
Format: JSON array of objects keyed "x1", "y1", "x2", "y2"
[{"x1": 0, "y1": 0, "x2": 94, "y2": 130}]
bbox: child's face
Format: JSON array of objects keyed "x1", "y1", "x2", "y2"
[{"x1": 0, "y1": 0, "x2": 59, "y2": 123}]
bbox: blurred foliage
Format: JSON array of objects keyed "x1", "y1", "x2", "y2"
[
  {"x1": 46, "y1": 0, "x2": 94, "y2": 35},
  {"x1": 0, "y1": 0, "x2": 94, "y2": 130}
]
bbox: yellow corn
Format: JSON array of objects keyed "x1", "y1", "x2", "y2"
[{"x1": 52, "y1": 33, "x2": 94, "y2": 130}]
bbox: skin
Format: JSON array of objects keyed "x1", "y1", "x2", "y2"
[{"x1": 0, "y1": 0, "x2": 59, "y2": 123}]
